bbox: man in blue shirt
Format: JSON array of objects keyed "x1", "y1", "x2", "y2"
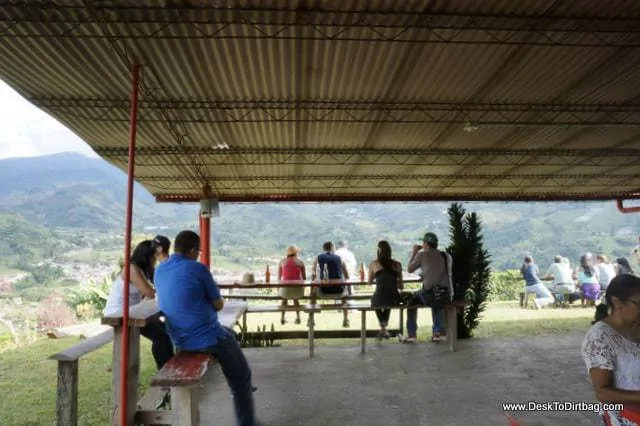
[
  {"x1": 155, "y1": 230, "x2": 255, "y2": 426},
  {"x1": 520, "y1": 255, "x2": 555, "y2": 309}
]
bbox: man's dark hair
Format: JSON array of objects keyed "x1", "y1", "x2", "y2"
[
  {"x1": 322, "y1": 241, "x2": 333, "y2": 252},
  {"x1": 174, "y1": 230, "x2": 200, "y2": 254},
  {"x1": 152, "y1": 235, "x2": 171, "y2": 254},
  {"x1": 554, "y1": 255, "x2": 562, "y2": 263},
  {"x1": 524, "y1": 256, "x2": 533, "y2": 264}
]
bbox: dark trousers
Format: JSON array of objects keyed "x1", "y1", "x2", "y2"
[
  {"x1": 140, "y1": 320, "x2": 175, "y2": 370},
  {"x1": 375, "y1": 309, "x2": 391, "y2": 327},
  {"x1": 202, "y1": 334, "x2": 256, "y2": 426}
]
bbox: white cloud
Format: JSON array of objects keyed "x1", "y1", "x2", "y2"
[{"x1": 0, "y1": 80, "x2": 98, "y2": 159}]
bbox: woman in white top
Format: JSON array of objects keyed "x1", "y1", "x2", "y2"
[
  {"x1": 104, "y1": 240, "x2": 174, "y2": 369},
  {"x1": 581, "y1": 274, "x2": 640, "y2": 425}
]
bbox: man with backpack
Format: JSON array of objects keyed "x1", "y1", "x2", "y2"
[{"x1": 400, "y1": 232, "x2": 453, "y2": 343}]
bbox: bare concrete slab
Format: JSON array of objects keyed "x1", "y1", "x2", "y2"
[{"x1": 198, "y1": 332, "x2": 600, "y2": 425}]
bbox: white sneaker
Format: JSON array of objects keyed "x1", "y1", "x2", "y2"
[{"x1": 398, "y1": 334, "x2": 417, "y2": 343}]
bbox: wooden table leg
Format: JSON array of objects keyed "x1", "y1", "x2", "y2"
[
  {"x1": 360, "y1": 310, "x2": 366, "y2": 354},
  {"x1": 308, "y1": 311, "x2": 315, "y2": 358},
  {"x1": 111, "y1": 326, "x2": 141, "y2": 426},
  {"x1": 447, "y1": 307, "x2": 458, "y2": 352},
  {"x1": 399, "y1": 308, "x2": 404, "y2": 335}
]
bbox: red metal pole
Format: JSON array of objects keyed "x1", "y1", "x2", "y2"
[
  {"x1": 120, "y1": 63, "x2": 140, "y2": 426},
  {"x1": 199, "y1": 213, "x2": 211, "y2": 267}
]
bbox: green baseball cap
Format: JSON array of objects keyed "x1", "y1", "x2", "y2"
[{"x1": 422, "y1": 232, "x2": 438, "y2": 245}]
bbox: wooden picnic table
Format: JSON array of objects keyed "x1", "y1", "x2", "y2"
[{"x1": 217, "y1": 278, "x2": 422, "y2": 289}]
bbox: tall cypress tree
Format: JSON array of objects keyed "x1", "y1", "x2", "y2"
[
  {"x1": 462, "y1": 212, "x2": 491, "y2": 335},
  {"x1": 446, "y1": 204, "x2": 491, "y2": 338}
]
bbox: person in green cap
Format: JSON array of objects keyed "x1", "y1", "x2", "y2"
[{"x1": 400, "y1": 232, "x2": 453, "y2": 343}]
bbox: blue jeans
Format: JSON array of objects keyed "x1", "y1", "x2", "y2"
[
  {"x1": 407, "y1": 306, "x2": 445, "y2": 336},
  {"x1": 203, "y1": 334, "x2": 255, "y2": 426}
]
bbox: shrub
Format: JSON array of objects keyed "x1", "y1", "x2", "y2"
[
  {"x1": 36, "y1": 294, "x2": 76, "y2": 330},
  {"x1": 65, "y1": 278, "x2": 111, "y2": 320},
  {"x1": 488, "y1": 270, "x2": 522, "y2": 301}
]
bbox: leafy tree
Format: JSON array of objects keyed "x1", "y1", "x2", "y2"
[{"x1": 446, "y1": 203, "x2": 492, "y2": 339}]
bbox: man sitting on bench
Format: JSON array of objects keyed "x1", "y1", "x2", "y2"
[
  {"x1": 154, "y1": 230, "x2": 257, "y2": 426},
  {"x1": 401, "y1": 232, "x2": 453, "y2": 343},
  {"x1": 312, "y1": 241, "x2": 351, "y2": 327}
]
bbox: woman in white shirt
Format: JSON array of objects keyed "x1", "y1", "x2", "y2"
[
  {"x1": 104, "y1": 240, "x2": 174, "y2": 369},
  {"x1": 581, "y1": 274, "x2": 640, "y2": 425}
]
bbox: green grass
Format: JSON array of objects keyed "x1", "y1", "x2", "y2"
[
  {"x1": 0, "y1": 337, "x2": 156, "y2": 426},
  {"x1": 0, "y1": 302, "x2": 595, "y2": 425},
  {"x1": 211, "y1": 256, "x2": 250, "y2": 272}
]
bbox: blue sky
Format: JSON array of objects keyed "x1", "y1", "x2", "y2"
[{"x1": 0, "y1": 80, "x2": 96, "y2": 159}]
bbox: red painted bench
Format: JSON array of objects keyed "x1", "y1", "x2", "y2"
[
  {"x1": 135, "y1": 301, "x2": 248, "y2": 426},
  {"x1": 138, "y1": 352, "x2": 215, "y2": 425}
]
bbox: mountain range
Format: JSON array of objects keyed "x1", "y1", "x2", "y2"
[{"x1": 1, "y1": 152, "x2": 639, "y2": 271}]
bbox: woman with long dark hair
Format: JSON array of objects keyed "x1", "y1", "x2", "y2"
[
  {"x1": 104, "y1": 240, "x2": 174, "y2": 369},
  {"x1": 368, "y1": 241, "x2": 403, "y2": 340},
  {"x1": 581, "y1": 274, "x2": 640, "y2": 425}
]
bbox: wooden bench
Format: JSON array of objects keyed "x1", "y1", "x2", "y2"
[
  {"x1": 320, "y1": 300, "x2": 468, "y2": 354},
  {"x1": 356, "y1": 300, "x2": 467, "y2": 353},
  {"x1": 137, "y1": 301, "x2": 248, "y2": 426},
  {"x1": 245, "y1": 303, "x2": 322, "y2": 357}
]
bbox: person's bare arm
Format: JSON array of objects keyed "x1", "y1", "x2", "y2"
[
  {"x1": 342, "y1": 260, "x2": 349, "y2": 279},
  {"x1": 300, "y1": 262, "x2": 307, "y2": 280},
  {"x1": 311, "y1": 257, "x2": 318, "y2": 280},
  {"x1": 589, "y1": 368, "x2": 640, "y2": 404},
  {"x1": 278, "y1": 262, "x2": 283, "y2": 281},
  {"x1": 129, "y1": 265, "x2": 155, "y2": 298},
  {"x1": 407, "y1": 247, "x2": 421, "y2": 274},
  {"x1": 368, "y1": 262, "x2": 375, "y2": 285}
]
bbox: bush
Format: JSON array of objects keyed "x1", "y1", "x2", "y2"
[
  {"x1": 489, "y1": 270, "x2": 523, "y2": 301},
  {"x1": 65, "y1": 278, "x2": 111, "y2": 320},
  {"x1": 36, "y1": 294, "x2": 76, "y2": 330}
]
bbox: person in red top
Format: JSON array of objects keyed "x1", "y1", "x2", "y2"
[{"x1": 277, "y1": 245, "x2": 306, "y2": 325}]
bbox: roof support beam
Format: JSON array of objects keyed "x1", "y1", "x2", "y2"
[
  {"x1": 154, "y1": 192, "x2": 640, "y2": 203},
  {"x1": 97, "y1": 147, "x2": 640, "y2": 168},
  {"x1": 2, "y1": 6, "x2": 639, "y2": 47},
  {"x1": 32, "y1": 99, "x2": 640, "y2": 126}
]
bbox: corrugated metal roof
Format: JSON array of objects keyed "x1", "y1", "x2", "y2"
[{"x1": 1, "y1": 0, "x2": 640, "y2": 201}]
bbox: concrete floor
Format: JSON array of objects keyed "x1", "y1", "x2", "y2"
[{"x1": 198, "y1": 332, "x2": 600, "y2": 426}]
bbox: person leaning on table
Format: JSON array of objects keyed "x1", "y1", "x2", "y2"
[
  {"x1": 581, "y1": 274, "x2": 640, "y2": 425},
  {"x1": 103, "y1": 240, "x2": 174, "y2": 370},
  {"x1": 277, "y1": 245, "x2": 306, "y2": 325}
]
